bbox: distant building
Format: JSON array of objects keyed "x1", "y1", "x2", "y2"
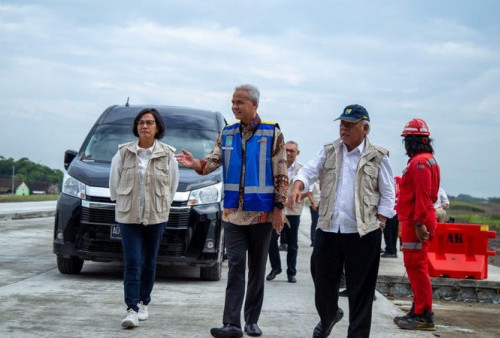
[
  {"x1": 16, "y1": 182, "x2": 30, "y2": 196},
  {"x1": 0, "y1": 177, "x2": 23, "y2": 194},
  {"x1": 0, "y1": 179, "x2": 60, "y2": 195},
  {"x1": 30, "y1": 182, "x2": 60, "y2": 195}
]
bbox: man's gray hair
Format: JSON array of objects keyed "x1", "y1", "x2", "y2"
[
  {"x1": 363, "y1": 120, "x2": 371, "y2": 135},
  {"x1": 285, "y1": 140, "x2": 299, "y2": 150},
  {"x1": 235, "y1": 84, "x2": 260, "y2": 105}
]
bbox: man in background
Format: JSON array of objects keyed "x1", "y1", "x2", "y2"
[
  {"x1": 434, "y1": 187, "x2": 450, "y2": 223},
  {"x1": 308, "y1": 180, "x2": 321, "y2": 247},
  {"x1": 382, "y1": 176, "x2": 401, "y2": 258},
  {"x1": 267, "y1": 140, "x2": 305, "y2": 283}
]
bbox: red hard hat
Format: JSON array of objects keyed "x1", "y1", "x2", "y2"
[{"x1": 401, "y1": 118, "x2": 430, "y2": 136}]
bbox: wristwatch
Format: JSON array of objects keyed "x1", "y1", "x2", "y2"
[
  {"x1": 274, "y1": 202, "x2": 284, "y2": 210},
  {"x1": 378, "y1": 221, "x2": 386, "y2": 229}
]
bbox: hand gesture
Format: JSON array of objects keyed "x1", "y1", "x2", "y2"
[
  {"x1": 416, "y1": 224, "x2": 429, "y2": 242},
  {"x1": 272, "y1": 208, "x2": 285, "y2": 234},
  {"x1": 287, "y1": 185, "x2": 303, "y2": 210},
  {"x1": 175, "y1": 150, "x2": 195, "y2": 168}
]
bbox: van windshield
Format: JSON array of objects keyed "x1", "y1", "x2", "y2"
[{"x1": 82, "y1": 124, "x2": 218, "y2": 162}]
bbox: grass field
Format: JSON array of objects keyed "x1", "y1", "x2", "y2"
[
  {"x1": 0, "y1": 194, "x2": 59, "y2": 203},
  {"x1": 449, "y1": 200, "x2": 500, "y2": 229}
]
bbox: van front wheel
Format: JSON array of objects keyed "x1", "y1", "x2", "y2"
[
  {"x1": 200, "y1": 262, "x2": 222, "y2": 281},
  {"x1": 57, "y1": 255, "x2": 84, "y2": 274}
]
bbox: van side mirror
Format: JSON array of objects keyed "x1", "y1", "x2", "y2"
[{"x1": 64, "y1": 150, "x2": 78, "y2": 170}]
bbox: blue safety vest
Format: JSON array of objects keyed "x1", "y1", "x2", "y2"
[{"x1": 221, "y1": 122, "x2": 276, "y2": 212}]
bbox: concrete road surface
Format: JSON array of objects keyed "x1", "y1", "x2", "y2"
[
  {"x1": 0, "y1": 201, "x2": 56, "y2": 221},
  {"x1": 0, "y1": 215, "x2": 432, "y2": 338}
]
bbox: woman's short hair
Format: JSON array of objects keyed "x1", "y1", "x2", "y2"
[{"x1": 133, "y1": 108, "x2": 165, "y2": 139}]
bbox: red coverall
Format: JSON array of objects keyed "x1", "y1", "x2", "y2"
[{"x1": 396, "y1": 152, "x2": 440, "y2": 314}]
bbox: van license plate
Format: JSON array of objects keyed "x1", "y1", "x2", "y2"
[{"x1": 110, "y1": 225, "x2": 121, "y2": 240}]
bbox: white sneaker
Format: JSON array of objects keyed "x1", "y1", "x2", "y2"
[
  {"x1": 137, "y1": 301, "x2": 149, "y2": 321},
  {"x1": 121, "y1": 309, "x2": 139, "y2": 328}
]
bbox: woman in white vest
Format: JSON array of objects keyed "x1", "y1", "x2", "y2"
[{"x1": 109, "y1": 108, "x2": 179, "y2": 329}]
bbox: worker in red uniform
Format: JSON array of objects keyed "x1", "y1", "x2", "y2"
[{"x1": 394, "y1": 118, "x2": 440, "y2": 331}]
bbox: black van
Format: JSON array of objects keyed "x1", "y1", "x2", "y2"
[{"x1": 53, "y1": 104, "x2": 226, "y2": 280}]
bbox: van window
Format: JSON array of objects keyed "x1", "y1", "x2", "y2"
[{"x1": 83, "y1": 124, "x2": 218, "y2": 162}]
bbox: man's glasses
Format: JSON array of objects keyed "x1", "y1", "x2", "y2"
[{"x1": 138, "y1": 120, "x2": 156, "y2": 126}]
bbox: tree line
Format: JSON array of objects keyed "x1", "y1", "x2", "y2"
[
  {"x1": 0, "y1": 156, "x2": 63, "y2": 186},
  {"x1": 1, "y1": 155, "x2": 498, "y2": 203}
]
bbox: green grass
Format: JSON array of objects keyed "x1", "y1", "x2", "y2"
[
  {"x1": 452, "y1": 214, "x2": 500, "y2": 229},
  {"x1": 448, "y1": 200, "x2": 500, "y2": 230},
  {"x1": 0, "y1": 194, "x2": 59, "y2": 202}
]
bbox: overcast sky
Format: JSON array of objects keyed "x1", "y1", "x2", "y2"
[{"x1": 1, "y1": 0, "x2": 499, "y2": 198}]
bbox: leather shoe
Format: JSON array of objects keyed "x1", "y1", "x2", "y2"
[
  {"x1": 266, "y1": 269, "x2": 281, "y2": 281},
  {"x1": 381, "y1": 252, "x2": 397, "y2": 258},
  {"x1": 244, "y1": 323, "x2": 262, "y2": 337},
  {"x1": 210, "y1": 324, "x2": 243, "y2": 338},
  {"x1": 287, "y1": 275, "x2": 297, "y2": 283},
  {"x1": 313, "y1": 308, "x2": 344, "y2": 337}
]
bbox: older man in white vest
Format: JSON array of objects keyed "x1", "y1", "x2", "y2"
[{"x1": 289, "y1": 104, "x2": 395, "y2": 338}]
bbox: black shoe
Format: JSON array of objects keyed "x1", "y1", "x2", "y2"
[
  {"x1": 313, "y1": 308, "x2": 344, "y2": 337},
  {"x1": 381, "y1": 252, "x2": 397, "y2": 258},
  {"x1": 394, "y1": 303, "x2": 415, "y2": 324},
  {"x1": 395, "y1": 310, "x2": 436, "y2": 331},
  {"x1": 266, "y1": 269, "x2": 282, "y2": 281},
  {"x1": 338, "y1": 289, "x2": 348, "y2": 297},
  {"x1": 210, "y1": 324, "x2": 243, "y2": 338},
  {"x1": 287, "y1": 275, "x2": 297, "y2": 283},
  {"x1": 244, "y1": 323, "x2": 262, "y2": 337}
]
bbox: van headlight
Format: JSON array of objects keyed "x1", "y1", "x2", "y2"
[
  {"x1": 187, "y1": 182, "x2": 222, "y2": 206},
  {"x1": 62, "y1": 172, "x2": 86, "y2": 199}
]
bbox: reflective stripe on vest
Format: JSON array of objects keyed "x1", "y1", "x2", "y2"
[
  {"x1": 401, "y1": 242, "x2": 423, "y2": 250},
  {"x1": 221, "y1": 122, "x2": 275, "y2": 211}
]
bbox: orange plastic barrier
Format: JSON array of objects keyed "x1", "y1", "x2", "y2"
[{"x1": 427, "y1": 223, "x2": 497, "y2": 279}]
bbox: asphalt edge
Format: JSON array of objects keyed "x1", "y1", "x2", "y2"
[{"x1": 0, "y1": 210, "x2": 56, "y2": 221}]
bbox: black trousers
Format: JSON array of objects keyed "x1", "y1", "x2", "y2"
[
  {"x1": 311, "y1": 228, "x2": 382, "y2": 338},
  {"x1": 268, "y1": 215, "x2": 300, "y2": 276},
  {"x1": 222, "y1": 221, "x2": 273, "y2": 328},
  {"x1": 310, "y1": 205, "x2": 319, "y2": 245},
  {"x1": 383, "y1": 214, "x2": 399, "y2": 255}
]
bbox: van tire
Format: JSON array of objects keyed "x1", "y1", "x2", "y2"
[
  {"x1": 200, "y1": 262, "x2": 222, "y2": 281},
  {"x1": 57, "y1": 255, "x2": 84, "y2": 274}
]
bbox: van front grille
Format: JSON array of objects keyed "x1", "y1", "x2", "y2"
[
  {"x1": 81, "y1": 205, "x2": 191, "y2": 228},
  {"x1": 81, "y1": 207, "x2": 115, "y2": 223}
]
